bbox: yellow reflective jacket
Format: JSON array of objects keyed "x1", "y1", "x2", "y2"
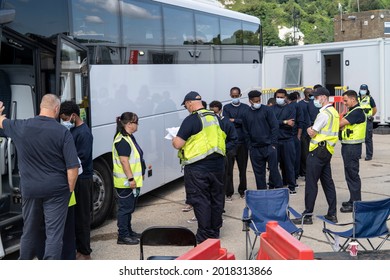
[
  {"x1": 112, "y1": 133, "x2": 143, "y2": 188},
  {"x1": 178, "y1": 109, "x2": 226, "y2": 166},
  {"x1": 309, "y1": 106, "x2": 339, "y2": 154},
  {"x1": 341, "y1": 106, "x2": 366, "y2": 144}
]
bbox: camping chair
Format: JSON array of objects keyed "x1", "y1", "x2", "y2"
[
  {"x1": 317, "y1": 197, "x2": 390, "y2": 252},
  {"x1": 139, "y1": 226, "x2": 197, "y2": 260},
  {"x1": 242, "y1": 188, "x2": 303, "y2": 260}
]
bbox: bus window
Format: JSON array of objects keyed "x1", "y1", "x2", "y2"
[
  {"x1": 121, "y1": 0, "x2": 163, "y2": 46},
  {"x1": 71, "y1": 0, "x2": 120, "y2": 45},
  {"x1": 195, "y1": 12, "x2": 220, "y2": 45},
  {"x1": 220, "y1": 18, "x2": 243, "y2": 63},
  {"x1": 163, "y1": 6, "x2": 194, "y2": 46}
]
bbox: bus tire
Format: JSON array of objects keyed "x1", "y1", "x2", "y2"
[{"x1": 91, "y1": 159, "x2": 114, "y2": 228}]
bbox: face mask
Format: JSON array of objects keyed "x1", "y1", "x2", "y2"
[
  {"x1": 313, "y1": 99, "x2": 322, "y2": 108},
  {"x1": 231, "y1": 98, "x2": 240, "y2": 105},
  {"x1": 276, "y1": 98, "x2": 285, "y2": 106},
  {"x1": 309, "y1": 96, "x2": 314, "y2": 100},
  {"x1": 62, "y1": 121, "x2": 74, "y2": 130},
  {"x1": 360, "y1": 90, "x2": 367, "y2": 96},
  {"x1": 252, "y1": 103, "x2": 261, "y2": 110}
]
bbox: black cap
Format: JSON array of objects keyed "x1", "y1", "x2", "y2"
[
  {"x1": 360, "y1": 84, "x2": 368, "y2": 90},
  {"x1": 181, "y1": 91, "x2": 202, "y2": 105},
  {"x1": 312, "y1": 87, "x2": 330, "y2": 97}
]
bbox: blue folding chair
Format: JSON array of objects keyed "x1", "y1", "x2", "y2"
[
  {"x1": 317, "y1": 197, "x2": 390, "y2": 252},
  {"x1": 242, "y1": 188, "x2": 303, "y2": 259}
]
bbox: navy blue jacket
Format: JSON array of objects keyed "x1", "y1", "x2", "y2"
[
  {"x1": 308, "y1": 100, "x2": 320, "y2": 125},
  {"x1": 298, "y1": 100, "x2": 311, "y2": 136},
  {"x1": 242, "y1": 105, "x2": 279, "y2": 148},
  {"x1": 271, "y1": 103, "x2": 296, "y2": 140},
  {"x1": 222, "y1": 102, "x2": 250, "y2": 144},
  {"x1": 220, "y1": 115, "x2": 238, "y2": 153}
]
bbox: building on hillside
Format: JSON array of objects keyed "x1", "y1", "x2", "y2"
[{"x1": 334, "y1": 10, "x2": 390, "y2": 42}]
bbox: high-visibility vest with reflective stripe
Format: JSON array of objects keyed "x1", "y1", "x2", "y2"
[
  {"x1": 309, "y1": 106, "x2": 339, "y2": 154},
  {"x1": 178, "y1": 109, "x2": 226, "y2": 166},
  {"x1": 112, "y1": 133, "x2": 143, "y2": 188},
  {"x1": 68, "y1": 191, "x2": 76, "y2": 207},
  {"x1": 341, "y1": 106, "x2": 366, "y2": 144},
  {"x1": 359, "y1": 96, "x2": 373, "y2": 116}
]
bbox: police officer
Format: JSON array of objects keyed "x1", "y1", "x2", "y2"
[
  {"x1": 293, "y1": 87, "x2": 339, "y2": 225},
  {"x1": 242, "y1": 90, "x2": 282, "y2": 190},
  {"x1": 358, "y1": 84, "x2": 377, "y2": 161},
  {"x1": 172, "y1": 91, "x2": 226, "y2": 243},
  {"x1": 339, "y1": 90, "x2": 366, "y2": 213}
]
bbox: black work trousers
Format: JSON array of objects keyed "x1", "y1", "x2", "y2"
[
  {"x1": 225, "y1": 143, "x2": 248, "y2": 196},
  {"x1": 184, "y1": 167, "x2": 224, "y2": 243},
  {"x1": 299, "y1": 134, "x2": 310, "y2": 176},
  {"x1": 75, "y1": 177, "x2": 93, "y2": 255},
  {"x1": 304, "y1": 148, "x2": 337, "y2": 216},
  {"x1": 365, "y1": 120, "x2": 374, "y2": 159},
  {"x1": 341, "y1": 143, "x2": 362, "y2": 202}
]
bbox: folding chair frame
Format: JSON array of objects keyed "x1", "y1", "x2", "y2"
[
  {"x1": 242, "y1": 189, "x2": 303, "y2": 260},
  {"x1": 317, "y1": 198, "x2": 390, "y2": 252}
]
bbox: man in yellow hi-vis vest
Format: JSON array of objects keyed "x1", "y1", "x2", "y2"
[
  {"x1": 293, "y1": 87, "x2": 339, "y2": 225},
  {"x1": 172, "y1": 91, "x2": 226, "y2": 243},
  {"x1": 339, "y1": 90, "x2": 366, "y2": 213}
]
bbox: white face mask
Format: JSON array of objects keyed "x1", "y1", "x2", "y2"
[
  {"x1": 313, "y1": 98, "x2": 322, "y2": 108},
  {"x1": 360, "y1": 90, "x2": 367, "y2": 96},
  {"x1": 252, "y1": 103, "x2": 261, "y2": 110},
  {"x1": 62, "y1": 121, "x2": 75, "y2": 130},
  {"x1": 231, "y1": 98, "x2": 240, "y2": 105},
  {"x1": 276, "y1": 98, "x2": 285, "y2": 106}
]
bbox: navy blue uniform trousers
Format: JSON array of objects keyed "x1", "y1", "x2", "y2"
[
  {"x1": 249, "y1": 145, "x2": 282, "y2": 189},
  {"x1": 341, "y1": 143, "x2": 362, "y2": 202},
  {"x1": 184, "y1": 168, "x2": 224, "y2": 243},
  {"x1": 304, "y1": 148, "x2": 337, "y2": 216}
]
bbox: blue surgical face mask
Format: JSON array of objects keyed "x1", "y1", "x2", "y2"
[
  {"x1": 313, "y1": 99, "x2": 322, "y2": 108},
  {"x1": 231, "y1": 98, "x2": 240, "y2": 105},
  {"x1": 360, "y1": 90, "x2": 367, "y2": 96},
  {"x1": 309, "y1": 95, "x2": 314, "y2": 100},
  {"x1": 276, "y1": 97, "x2": 285, "y2": 106},
  {"x1": 62, "y1": 121, "x2": 74, "y2": 130},
  {"x1": 252, "y1": 103, "x2": 261, "y2": 110}
]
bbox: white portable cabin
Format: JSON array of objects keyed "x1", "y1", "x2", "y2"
[{"x1": 262, "y1": 38, "x2": 390, "y2": 126}]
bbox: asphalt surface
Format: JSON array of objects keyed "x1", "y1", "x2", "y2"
[{"x1": 90, "y1": 133, "x2": 390, "y2": 260}]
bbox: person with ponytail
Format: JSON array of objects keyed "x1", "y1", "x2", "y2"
[{"x1": 112, "y1": 112, "x2": 146, "y2": 245}]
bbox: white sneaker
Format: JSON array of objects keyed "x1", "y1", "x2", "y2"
[{"x1": 225, "y1": 196, "x2": 233, "y2": 202}]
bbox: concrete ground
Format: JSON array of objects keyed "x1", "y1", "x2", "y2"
[{"x1": 90, "y1": 134, "x2": 390, "y2": 260}]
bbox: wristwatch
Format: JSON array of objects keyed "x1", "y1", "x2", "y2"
[{"x1": 128, "y1": 178, "x2": 134, "y2": 182}]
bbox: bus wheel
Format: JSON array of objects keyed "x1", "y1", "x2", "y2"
[{"x1": 91, "y1": 159, "x2": 114, "y2": 228}]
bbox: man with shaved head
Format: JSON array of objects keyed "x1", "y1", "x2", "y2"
[{"x1": 0, "y1": 93, "x2": 79, "y2": 260}]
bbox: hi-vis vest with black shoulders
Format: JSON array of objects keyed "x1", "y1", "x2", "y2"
[
  {"x1": 359, "y1": 95, "x2": 373, "y2": 116},
  {"x1": 341, "y1": 106, "x2": 366, "y2": 144},
  {"x1": 309, "y1": 105, "x2": 339, "y2": 154},
  {"x1": 112, "y1": 133, "x2": 143, "y2": 188},
  {"x1": 178, "y1": 109, "x2": 226, "y2": 166}
]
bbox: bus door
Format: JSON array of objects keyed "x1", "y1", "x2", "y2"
[{"x1": 55, "y1": 34, "x2": 90, "y2": 127}]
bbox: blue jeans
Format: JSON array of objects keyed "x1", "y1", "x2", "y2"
[{"x1": 116, "y1": 188, "x2": 137, "y2": 238}]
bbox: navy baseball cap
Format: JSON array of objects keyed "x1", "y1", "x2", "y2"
[
  {"x1": 312, "y1": 87, "x2": 330, "y2": 97},
  {"x1": 360, "y1": 84, "x2": 368, "y2": 90},
  {"x1": 181, "y1": 91, "x2": 202, "y2": 105}
]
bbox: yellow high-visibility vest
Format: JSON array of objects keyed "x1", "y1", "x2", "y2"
[
  {"x1": 112, "y1": 133, "x2": 143, "y2": 188},
  {"x1": 341, "y1": 106, "x2": 366, "y2": 144},
  {"x1": 309, "y1": 106, "x2": 339, "y2": 154},
  {"x1": 178, "y1": 109, "x2": 226, "y2": 166}
]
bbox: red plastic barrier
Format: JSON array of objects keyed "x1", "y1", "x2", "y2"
[
  {"x1": 257, "y1": 221, "x2": 314, "y2": 260},
  {"x1": 330, "y1": 95, "x2": 347, "y2": 119},
  {"x1": 176, "y1": 239, "x2": 235, "y2": 260}
]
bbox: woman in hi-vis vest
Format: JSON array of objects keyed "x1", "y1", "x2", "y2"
[{"x1": 112, "y1": 112, "x2": 146, "y2": 245}]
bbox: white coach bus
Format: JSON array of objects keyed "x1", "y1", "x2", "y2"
[{"x1": 0, "y1": 0, "x2": 261, "y2": 257}]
